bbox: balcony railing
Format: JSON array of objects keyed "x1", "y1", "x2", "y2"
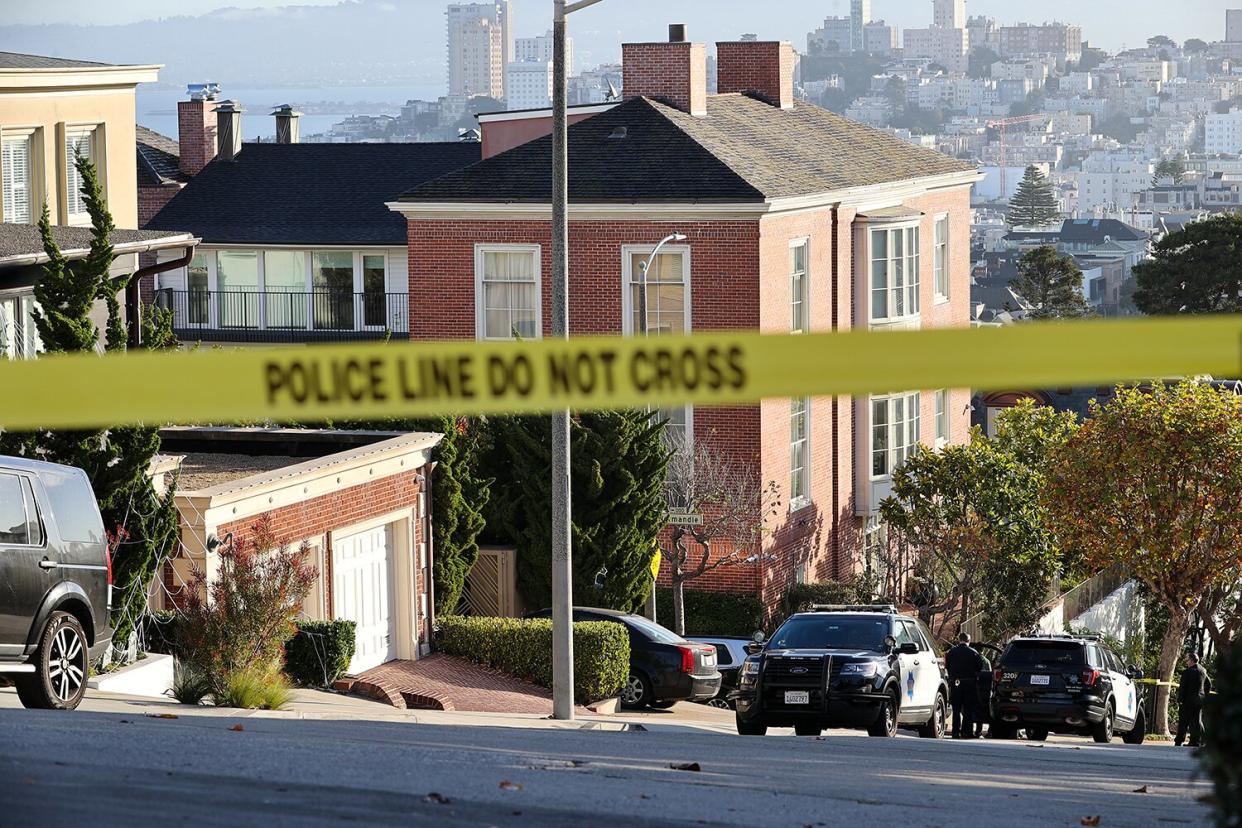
[{"x1": 153, "y1": 289, "x2": 409, "y2": 344}]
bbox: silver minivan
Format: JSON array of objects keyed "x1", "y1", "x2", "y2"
[{"x1": 0, "y1": 457, "x2": 111, "y2": 710}]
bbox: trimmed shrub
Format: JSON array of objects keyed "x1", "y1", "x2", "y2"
[
  {"x1": 284, "y1": 620, "x2": 357, "y2": 687},
  {"x1": 774, "y1": 581, "x2": 861, "y2": 629},
  {"x1": 216, "y1": 665, "x2": 293, "y2": 710},
  {"x1": 437, "y1": 616, "x2": 628, "y2": 703},
  {"x1": 654, "y1": 589, "x2": 765, "y2": 638}
]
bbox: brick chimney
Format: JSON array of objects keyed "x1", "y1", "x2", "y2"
[
  {"x1": 716, "y1": 40, "x2": 796, "y2": 110},
  {"x1": 177, "y1": 85, "x2": 219, "y2": 176},
  {"x1": 622, "y1": 24, "x2": 707, "y2": 117}
]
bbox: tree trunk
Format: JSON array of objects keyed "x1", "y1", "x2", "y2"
[
  {"x1": 1154, "y1": 609, "x2": 1192, "y2": 736},
  {"x1": 671, "y1": 576, "x2": 686, "y2": 637}
]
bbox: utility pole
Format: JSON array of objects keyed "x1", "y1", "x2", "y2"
[{"x1": 551, "y1": 0, "x2": 604, "y2": 722}]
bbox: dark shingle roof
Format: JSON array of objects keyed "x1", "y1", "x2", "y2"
[
  {"x1": 136, "y1": 125, "x2": 187, "y2": 188},
  {"x1": 146, "y1": 142, "x2": 481, "y2": 246},
  {"x1": 1058, "y1": 219, "x2": 1147, "y2": 243},
  {"x1": 401, "y1": 95, "x2": 976, "y2": 204},
  {"x1": 0, "y1": 52, "x2": 112, "y2": 69},
  {"x1": 0, "y1": 224, "x2": 194, "y2": 266}
]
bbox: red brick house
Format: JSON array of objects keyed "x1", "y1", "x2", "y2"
[{"x1": 390, "y1": 29, "x2": 980, "y2": 615}]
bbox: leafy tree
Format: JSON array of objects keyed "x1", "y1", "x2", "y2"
[
  {"x1": 1045, "y1": 382, "x2": 1242, "y2": 735},
  {"x1": 968, "y1": 45, "x2": 1001, "y2": 79},
  {"x1": 1073, "y1": 45, "x2": 1108, "y2": 73},
  {"x1": 661, "y1": 435, "x2": 783, "y2": 636},
  {"x1": 0, "y1": 154, "x2": 180, "y2": 660},
  {"x1": 454, "y1": 95, "x2": 505, "y2": 131},
  {"x1": 1098, "y1": 113, "x2": 1141, "y2": 143},
  {"x1": 486, "y1": 411, "x2": 670, "y2": 614},
  {"x1": 1008, "y1": 90, "x2": 1045, "y2": 118},
  {"x1": 1011, "y1": 246, "x2": 1092, "y2": 319},
  {"x1": 1007, "y1": 166, "x2": 1061, "y2": 227},
  {"x1": 1184, "y1": 38, "x2": 1209, "y2": 53},
  {"x1": 1133, "y1": 214, "x2": 1242, "y2": 315},
  {"x1": 1153, "y1": 156, "x2": 1187, "y2": 185},
  {"x1": 1147, "y1": 35, "x2": 1177, "y2": 50},
  {"x1": 881, "y1": 404, "x2": 1077, "y2": 640},
  {"x1": 426, "y1": 417, "x2": 491, "y2": 615}
]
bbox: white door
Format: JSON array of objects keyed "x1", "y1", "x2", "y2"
[{"x1": 333, "y1": 524, "x2": 395, "y2": 674}]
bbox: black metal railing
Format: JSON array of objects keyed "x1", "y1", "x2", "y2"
[{"x1": 153, "y1": 289, "x2": 409, "y2": 344}]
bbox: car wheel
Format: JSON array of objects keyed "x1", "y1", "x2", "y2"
[
  {"x1": 735, "y1": 712, "x2": 768, "y2": 736},
  {"x1": 620, "y1": 671, "x2": 653, "y2": 709},
  {"x1": 1122, "y1": 708, "x2": 1146, "y2": 745},
  {"x1": 919, "y1": 692, "x2": 947, "y2": 739},
  {"x1": 1092, "y1": 703, "x2": 1115, "y2": 744},
  {"x1": 1026, "y1": 727, "x2": 1049, "y2": 742},
  {"x1": 15, "y1": 611, "x2": 89, "y2": 711},
  {"x1": 868, "y1": 691, "x2": 899, "y2": 738},
  {"x1": 706, "y1": 698, "x2": 732, "y2": 710},
  {"x1": 794, "y1": 723, "x2": 822, "y2": 737}
]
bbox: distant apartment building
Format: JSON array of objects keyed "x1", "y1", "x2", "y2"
[
  {"x1": 903, "y1": 25, "x2": 969, "y2": 73},
  {"x1": 568, "y1": 63, "x2": 622, "y2": 105},
  {"x1": 505, "y1": 60, "x2": 553, "y2": 110},
  {"x1": 809, "y1": 17, "x2": 853, "y2": 54},
  {"x1": 1078, "y1": 152, "x2": 1154, "y2": 213},
  {"x1": 933, "y1": 0, "x2": 967, "y2": 32},
  {"x1": 447, "y1": 2, "x2": 513, "y2": 100},
  {"x1": 1228, "y1": 9, "x2": 1242, "y2": 43},
  {"x1": 864, "y1": 22, "x2": 900, "y2": 55},
  {"x1": 1206, "y1": 107, "x2": 1242, "y2": 155},
  {"x1": 991, "y1": 59, "x2": 1051, "y2": 85},
  {"x1": 851, "y1": 0, "x2": 872, "y2": 51},
  {"x1": 967, "y1": 16, "x2": 999, "y2": 51},
  {"x1": 998, "y1": 22, "x2": 1083, "y2": 65}
]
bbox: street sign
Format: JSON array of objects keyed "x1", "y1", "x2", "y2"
[{"x1": 668, "y1": 513, "x2": 704, "y2": 526}]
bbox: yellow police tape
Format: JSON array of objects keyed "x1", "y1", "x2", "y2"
[{"x1": 0, "y1": 315, "x2": 1240, "y2": 430}]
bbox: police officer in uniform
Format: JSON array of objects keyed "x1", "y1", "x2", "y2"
[
  {"x1": 1175, "y1": 652, "x2": 1212, "y2": 747},
  {"x1": 946, "y1": 632, "x2": 985, "y2": 739}
]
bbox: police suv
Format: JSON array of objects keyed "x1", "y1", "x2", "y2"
[
  {"x1": 990, "y1": 634, "x2": 1146, "y2": 744},
  {"x1": 731, "y1": 605, "x2": 950, "y2": 738}
]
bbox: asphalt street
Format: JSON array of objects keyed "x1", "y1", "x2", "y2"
[{"x1": 0, "y1": 700, "x2": 1211, "y2": 828}]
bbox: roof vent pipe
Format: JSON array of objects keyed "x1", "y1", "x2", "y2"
[
  {"x1": 271, "y1": 104, "x2": 301, "y2": 145},
  {"x1": 215, "y1": 100, "x2": 244, "y2": 161}
]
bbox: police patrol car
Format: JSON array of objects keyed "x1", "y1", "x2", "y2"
[
  {"x1": 990, "y1": 633, "x2": 1146, "y2": 743},
  {"x1": 731, "y1": 605, "x2": 950, "y2": 738}
]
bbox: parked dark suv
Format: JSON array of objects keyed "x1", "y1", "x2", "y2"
[
  {"x1": 732, "y1": 606, "x2": 950, "y2": 738},
  {"x1": 525, "y1": 607, "x2": 721, "y2": 708},
  {"x1": 990, "y1": 634, "x2": 1146, "y2": 744},
  {"x1": 0, "y1": 457, "x2": 111, "y2": 710}
]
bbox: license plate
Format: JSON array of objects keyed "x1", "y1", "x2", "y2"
[
  {"x1": 784, "y1": 691, "x2": 810, "y2": 705},
  {"x1": 1030, "y1": 674, "x2": 1051, "y2": 686}
]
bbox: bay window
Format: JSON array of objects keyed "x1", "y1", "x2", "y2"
[
  {"x1": 476, "y1": 245, "x2": 540, "y2": 340},
  {"x1": 2, "y1": 133, "x2": 32, "y2": 224},
  {"x1": 934, "y1": 215, "x2": 950, "y2": 301},
  {"x1": 624, "y1": 245, "x2": 692, "y2": 452},
  {"x1": 790, "y1": 397, "x2": 810, "y2": 507},
  {"x1": 871, "y1": 392, "x2": 921, "y2": 478},
  {"x1": 791, "y1": 240, "x2": 808, "y2": 334},
  {"x1": 64, "y1": 128, "x2": 96, "y2": 222},
  {"x1": 870, "y1": 224, "x2": 920, "y2": 323}
]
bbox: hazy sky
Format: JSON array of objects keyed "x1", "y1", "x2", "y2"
[{"x1": 0, "y1": 0, "x2": 1229, "y2": 52}]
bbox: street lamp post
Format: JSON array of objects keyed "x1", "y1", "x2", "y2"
[{"x1": 551, "y1": 0, "x2": 604, "y2": 722}]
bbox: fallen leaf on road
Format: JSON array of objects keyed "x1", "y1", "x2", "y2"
[
  {"x1": 1081, "y1": 817, "x2": 1101, "y2": 826},
  {"x1": 670, "y1": 762, "x2": 701, "y2": 772},
  {"x1": 146, "y1": 713, "x2": 179, "y2": 719},
  {"x1": 1132, "y1": 786, "x2": 1149, "y2": 794},
  {"x1": 229, "y1": 724, "x2": 245, "y2": 732},
  {"x1": 423, "y1": 793, "x2": 452, "y2": 805},
  {"x1": 499, "y1": 780, "x2": 523, "y2": 791},
  {"x1": 814, "y1": 736, "x2": 828, "y2": 741},
  {"x1": 119, "y1": 720, "x2": 131, "y2": 724},
  {"x1": 640, "y1": 794, "x2": 651, "y2": 800}
]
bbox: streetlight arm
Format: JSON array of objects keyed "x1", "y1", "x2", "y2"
[{"x1": 561, "y1": 0, "x2": 606, "y2": 18}]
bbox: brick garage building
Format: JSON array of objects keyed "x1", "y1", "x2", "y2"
[
  {"x1": 391, "y1": 28, "x2": 980, "y2": 617},
  {"x1": 159, "y1": 429, "x2": 441, "y2": 673}
]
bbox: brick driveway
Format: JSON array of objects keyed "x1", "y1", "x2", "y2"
[{"x1": 339, "y1": 654, "x2": 566, "y2": 714}]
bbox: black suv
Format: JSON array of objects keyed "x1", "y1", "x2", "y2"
[
  {"x1": 990, "y1": 635, "x2": 1146, "y2": 744},
  {"x1": 732, "y1": 606, "x2": 950, "y2": 738},
  {"x1": 0, "y1": 457, "x2": 112, "y2": 710}
]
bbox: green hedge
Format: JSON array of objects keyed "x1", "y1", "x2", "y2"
[
  {"x1": 654, "y1": 588, "x2": 765, "y2": 638},
  {"x1": 436, "y1": 616, "x2": 628, "y2": 703},
  {"x1": 284, "y1": 620, "x2": 357, "y2": 687},
  {"x1": 143, "y1": 612, "x2": 356, "y2": 688},
  {"x1": 776, "y1": 581, "x2": 860, "y2": 628}
]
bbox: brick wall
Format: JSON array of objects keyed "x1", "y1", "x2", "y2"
[
  {"x1": 139, "y1": 183, "x2": 182, "y2": 228},
  {"x1": 715, "y1": 41, "x2": 796, "y2": 109},
  {"x1": 622, "y1": 41, "x2": 707, "y2": 116},
  {"x1": 177, "y1": 99, "x2": 217, "y2": 178}
]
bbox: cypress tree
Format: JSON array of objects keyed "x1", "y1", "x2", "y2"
[
  {"x1": 0, "y1": 153, "x2": 180, "y2": 660},
  {"x1": 1007, "y1": 165, "x2": 1061, "y2": 227},
  {"x1": 1012, "y1": 245, "x2": 1092, "y2": 319},
  {"x1": 427, "y1": 416, "x2": 490, "y2": 614}
]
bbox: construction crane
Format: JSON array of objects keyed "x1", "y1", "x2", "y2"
[{"x1": 986, "y1": 114, "x2": 1052, "y2": 202}]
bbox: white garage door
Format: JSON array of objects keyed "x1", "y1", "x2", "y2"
[{"x1": 333, "y1": 524, "x2": 395, "y2": 674}]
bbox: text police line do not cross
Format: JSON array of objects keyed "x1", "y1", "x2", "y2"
[
  {"x1": 0, "y1": 316, "x2": 1240, "y2": 431},
  {"x1": 263, "y1": 342, "x2": 747, "y2": 409}
]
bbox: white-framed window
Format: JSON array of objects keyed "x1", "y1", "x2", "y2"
[
  {"x1": 64, "y1": 127, "x2": 97, "y2": 222},
  {"x1": 2, "y1": 132, "x2": 33, "y2": 224},
  {"x1": 216, "y1": 250, "x2": 259, "y2": 328},
  {"x1": 934, "y1": 215, "x2": 950, "y2": 301},
  {"x1": 871, "y1": 392, "x2": 921, "y2": 478},
  {"x1": 870, "y1": 224, "x2": 920, "y2": 323},
  {"x1": 790, "y1": 397, "x2": 810, "y2": 508},
  {"x1": 475, "y1": 244, "x2": 541, "y2": 340},
  {"x1": 187, "y1": 254, "x2": 210, "y2": 326},
  {"x1": 790, "y1": 239, "x2": 809, "y2": 334},
  {"x1": 935, "y1": 389, "x2": 950, "y2": 448}
]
